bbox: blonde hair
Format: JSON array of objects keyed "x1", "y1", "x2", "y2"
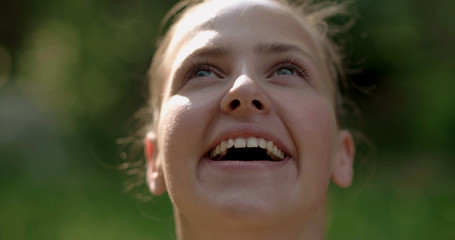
[{"x1": 122, "y1": 0, "x2": 358, "y2": 199}]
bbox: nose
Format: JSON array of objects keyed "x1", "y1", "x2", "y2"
[{"x1": 220, "y1": 75, "x2": 270, "y2": 116}]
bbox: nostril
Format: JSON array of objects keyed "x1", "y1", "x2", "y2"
[
  {"x1": 252, "y1": 99, "x2": 263, "y2": 110},
  {"x1": 230, "y1": 99, "x2": 241, "y2": 110}
]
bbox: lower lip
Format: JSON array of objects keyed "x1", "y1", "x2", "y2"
[{"x1": 201, "y1": 157, "x2": 291, "y2": 171}]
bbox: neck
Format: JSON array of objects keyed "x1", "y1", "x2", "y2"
[{"x1": 173, "y1": 205, "x2": 327, "y2": 240}]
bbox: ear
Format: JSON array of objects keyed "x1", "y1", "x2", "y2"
[
  {"x1": 331, "y1": 130, "x2": 355, "y2": 188},
  {"x1": 145, "y1": 132, "x2": 166, "y2": 196}
]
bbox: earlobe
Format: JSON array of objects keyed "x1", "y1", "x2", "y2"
[
  {"x1": 332, "y1": 130, "x2": 355, "y2": 188},
  {"x1": 148, "y1": 170, "x2": 166, "y2": 196},
  {"x1": 145, "y1": 132, "x2": 166, "y2": 196}
]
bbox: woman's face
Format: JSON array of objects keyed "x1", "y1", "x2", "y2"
[{"x1": 150, "y1": 0, "x2": 354, "y2": 228}]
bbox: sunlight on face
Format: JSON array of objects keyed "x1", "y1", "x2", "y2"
[
  {"x1": 171, "y1": 30, "x2": 220, "y2": 79},
  {"x1": 152, "y1": 0, "x2": 353, "y2": 238}
]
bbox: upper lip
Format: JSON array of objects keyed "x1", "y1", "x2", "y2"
[{"x1": 204, "y1": 124, "x2": 291, "y2": 158}]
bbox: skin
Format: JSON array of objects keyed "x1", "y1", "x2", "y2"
[{"x1": 145, "y1": 0, "x2": 355, "y2": 239}]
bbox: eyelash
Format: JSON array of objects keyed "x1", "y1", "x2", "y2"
[
  {"x1": 183, "y1": 59, "x2": 219, "y2": 81},
  {"x1": 181, "y1": 57, "x2": 310, "y2": 83},
  {"x1": 270, "y1": 57, "x2": 310, "y2": 80}
]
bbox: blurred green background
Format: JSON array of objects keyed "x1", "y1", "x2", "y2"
[{"x1": 0, "y1": 0, "x2": 454, "y2": 239}]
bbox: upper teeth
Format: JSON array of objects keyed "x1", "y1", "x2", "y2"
[{"x1": 209, "y1": 137, "x2": 286, "y2": 160}]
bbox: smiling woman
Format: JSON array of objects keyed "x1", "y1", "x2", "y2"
[{"x1": 133, "y1": 0, "x2": 358, "y2": 239}]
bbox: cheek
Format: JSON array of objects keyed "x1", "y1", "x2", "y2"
[
  {"x1": 303, "y1": 99, "x2": 338, "y2": 153},
  {"x1": 157, "y1": 85, "x2": 223, "y2": 148},
  {"x1": 281, "y1": 94, "x2": 338, "y2": 170},
  {"x1": 156, "y1": 95, "x2": 199, "y2": 201},
  {"x1": 289, "y1": 96, "x2": 338, "y2": 203},
  {"x1": 157, "y1": 92, "x2": 219, "y2": 147},
  {"x1": 156, "y1": 93, "x2": 218, "y2": 186},
  {"x1": 157, "y1": 95, "x2": 191, "y2": 151}
]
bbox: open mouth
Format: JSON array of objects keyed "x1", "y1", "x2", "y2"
[{"x1": 208, "y1": 137, "x2": 287, "y2": 161}]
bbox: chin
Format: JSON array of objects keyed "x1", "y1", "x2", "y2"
[{"x1": 197, "y1": 186, "x2": 298, "y2": 224}]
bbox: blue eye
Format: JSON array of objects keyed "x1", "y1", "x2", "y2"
[
  {"x1": 276, "y1": 67, "x2": 295, "y2": 76},
  {"x1": 269, "y1": 60, "x2": 309, "y2": 80},
  {"x1": 194, "y1": 69, "x2": 215, "y2": 78}
]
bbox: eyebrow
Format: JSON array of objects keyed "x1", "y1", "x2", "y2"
[
  {"x1": 254, "y1": 42, "x2": 314, "y2": 61},
  {"x1": 186, "y1": 46, "x2": 229, "y2": 59}
]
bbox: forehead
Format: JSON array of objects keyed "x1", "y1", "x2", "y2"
[
  {"x1": 176, "y1": 0, "x2": 288, "y2": 34},
  {"x1": 166, "y1": 0, "x2": 324, "y2": 63}
]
